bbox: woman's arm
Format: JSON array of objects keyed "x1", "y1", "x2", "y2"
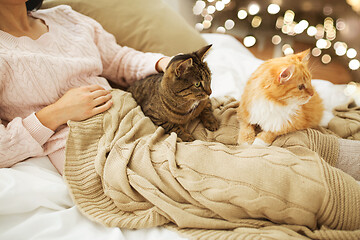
[
  {"x1": 64, "y1": 7, "x2": 167, "y2": 87},
  {"x1": 0, "y1": 85, "x2": 112, "y2": 168},
  {"x1": 0, "y1": 115, "x2": 52, "y2": 168}
]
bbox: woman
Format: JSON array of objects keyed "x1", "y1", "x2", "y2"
[{"x1": 0, "y1": 0, "x2": 171, "y2": 174}]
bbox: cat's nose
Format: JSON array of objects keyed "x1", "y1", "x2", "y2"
[
  {"x1": 307, "y1": 88, "x2": 314, "y2": 96},
  {"x1": 205, "y1": 88, "x2": 212, "y2": 96},
  {"x1": 203, "y1": 84, "x2": 212, "y2": 95}
]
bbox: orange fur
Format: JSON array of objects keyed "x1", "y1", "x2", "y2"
[{"x1": 237, "y1": 49, "x2": 324, "y2": 146}]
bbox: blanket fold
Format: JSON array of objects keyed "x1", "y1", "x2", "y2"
[{"x1": 65, "y1": 89, "x2": 360, "y2": 240}]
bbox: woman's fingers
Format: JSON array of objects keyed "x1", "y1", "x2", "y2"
[
  {"x1": 93, "y1": 98, "x2": 113, "y2": 115},
  {"x1": 92, "y1": 92, "x2": 112, "y2": 107},
  {"x1": 86, "y1": 84, "x2": 106, "y2": 92},
  {"x1": 91, "y1": 89, "x2": 111, "y2": 100}
]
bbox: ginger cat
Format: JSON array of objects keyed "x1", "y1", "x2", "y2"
[{"x1": 237, "y1": 49, "x2": 324, "y2": 146}]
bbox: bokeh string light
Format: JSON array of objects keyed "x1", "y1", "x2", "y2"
[{"x1": 192, "y1": 0, "x2": 360, "y2": 71}]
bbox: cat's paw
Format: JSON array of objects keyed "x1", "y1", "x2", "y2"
[
  {"x1": 202, "y1": 118, "x2": 220, "y2": 132},
  {"x1": 252, "y1": 138, "x2": 270, "y2": 147},
  {"x1": 237, "y1": 137, "x2": 253, "y2": 146},
  {"x1": 237, "y1": 132, "x2": 255, "y2": 145},
  {"x1": 238, "y1": 141, "x2": 250, "y2": 147},
  {"x1": 179, "y1": 133, "x2": 195, "y2": 142}
]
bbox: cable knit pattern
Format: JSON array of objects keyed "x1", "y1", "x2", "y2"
[
  {"x1": 0, "y1": 5, "x2": 163, "y2": 169},
  {"x1": 64, "y1": 90, "x2": 360, "y2": 240}
]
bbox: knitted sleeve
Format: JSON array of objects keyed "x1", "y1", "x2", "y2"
[
  {"x1": 63, "y1": 6, "x2": 164, "y2": 87},
  {"x1": 0, "y1": 113, "x2": 54, "y2": 168}
]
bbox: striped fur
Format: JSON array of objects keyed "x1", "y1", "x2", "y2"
[{"x1": 128, "y1": 45, "x2": 219, "y2": 141}]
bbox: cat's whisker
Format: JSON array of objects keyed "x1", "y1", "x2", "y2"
[{"x1": 308, "y1": 61, "x2": 320, "y2": 77}]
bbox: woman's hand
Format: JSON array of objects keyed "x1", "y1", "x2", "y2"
[
  {"x1": 36, "y1": 85, "x2": 113, "y2": 131},
  {"x1": 155, "y1": 56, "x2": 172, "y2": 72}
]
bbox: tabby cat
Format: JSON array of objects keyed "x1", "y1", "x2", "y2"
[
  {"x1": 237, "y1": 49, "x2": 324, "y2": 146},
  {"x1": 128, "y1": 44, "x2": 219, "y2": 142}
]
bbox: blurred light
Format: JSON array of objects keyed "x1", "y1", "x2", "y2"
[
  {"x1": 315, "y1": 24, "x2": 325, "y2": 39},
  {"x1": 243, "y1": 36, "x2": 256, "y2": 47},
  {"x1": 282, "y1": 44, "x2": 291, "y2": 52},
  {"x1": 316, "y1": 39, "x2": 327, "y2": 49},
  {"x1": 272, "y1": 35, "x2": 282, "y2": 45},
  {"x1": 312, "y1": 48, "x2": 322, "y2": 57},
  {"x1": 294, "y1": 21, "x2": 308, "y2": 34},
  {"x1": 286, "y1": 22, "x2": 297, "y2": 36},
  {"x1": 321, "y1": 54, "x2": 332, "y2": 64},
  {"x1": 336, "y1": 48, "x2": 347, "y2": 56},
  {"x1": 248, "y1": 3, "x2": 260, "y2": 15},
  {"x1": 203, "y1": 20, "x2": 212, "y2": 29},
  {"x1": 347, "y1": 48, "x2": 357, "y2": 58},
  {"x1": 193, "y1": 1, "x2": 206, "y2": 15},
  {"x1": 349, "y1": 59, "x2": 360, "y2": 70},
  {"x1": 284, "y1": 47, "x2": 294, "y2": 55},
  {"x1": 222, "y1": 0, "x2": 231, "y2": 4},
  {"x1": 281, "y1": 25, "x2": 290, "y2": 34},
  {"x1": 207, "y1": 0, "x2": 215, "y2": 2},
  {"x1": 195, "y1": 23, "x2": 204, "y2": 31},
  {"x1": 336, "y1": 19, "x2": 346, "y2": 31},
  {"x1": 216, "y1": 26, "x2": 226, "y2": 33},
  {"x1": 207, "y1": 5, "x2": 216, "y2": 14},
  {"x1": 307, "y1": 26, "x2": 317, "y2": 36},
  {"x1": 284, "y1": 10, "x2": 295, "y2": 23},
  {"x1": 325, "y1": 40, "x2": 332, "y2": 49},
  {"x1": 276, "y1": 17, "x2": 284, "y2": 29},
  {"x1": 267, "y1": 4, "x2": 280, "y2": 14},
  {"x1": 225, "y1": 19, "x2": 235, "y2": 30},
  {"x1": 324, "y1": 17, "x2": 334, "y2": 30},
  {"x1": 201, "y1": 8, "x2": 208, "y2": 17},
  {"x1": 204, "y1": 15, "x2": 213, "y2": 21},
  {"x1": 216, "y1": 1, "x2": 225, "y2": 11},
  {"x1": 326, "y1": 28, "x2": 336, "y2": 41},
  {"x1": 237, "y1": 9, "x2": 248, "y2": 19},
  {"x1": 334, "y1": 41, "x2": 346, "y2": 50},
  {"x1": 251, "y1": 16, "x2": 262, "y2": 28},
  {"x1": 323, "y1": 5, "x2": 333, "y2": 15},
  {"x1": 298, "y1": 20, "x2": 309, "y2": 29},
  {"x1": 294, "y1": 24, "x2": 302, "y2": 34},
  {"x1": 334, "y1": 42, "x2": 347, "y2": 56}
]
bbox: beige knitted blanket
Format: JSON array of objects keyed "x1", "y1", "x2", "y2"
[{"x1": 65, "y1": 89, "x2": 360, "y2": 240}]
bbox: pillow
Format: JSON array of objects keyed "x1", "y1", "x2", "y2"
[{"x1": 41, "y1": 0, "x2": 207, "y2": 56}]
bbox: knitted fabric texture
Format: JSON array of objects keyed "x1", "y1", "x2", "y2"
[
  {"x1": 64, "y1": 90, "x2": 360, "y2": 240},
  {"x1": 0, "y1": 5, "x2": 163, "y2": 169}
]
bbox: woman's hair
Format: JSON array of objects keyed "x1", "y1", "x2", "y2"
[{"x1": 26, "y1": 0, "x2": 44, "y2": 11}]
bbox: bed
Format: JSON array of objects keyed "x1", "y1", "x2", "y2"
[{"x1": 1, "y1": 0, "x2": 359, "y2": 240}]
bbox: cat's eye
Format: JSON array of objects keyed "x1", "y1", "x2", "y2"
[
  {"x1": 298, "y1": 84, "x2": 305, "y2": 90},
  {"x1": 194, "y1": 82, "x2": 201, "y2": 88}
]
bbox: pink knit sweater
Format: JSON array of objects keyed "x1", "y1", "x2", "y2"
[{"x1": 0, "y1": 5, "x2": 163, "y2": 173}]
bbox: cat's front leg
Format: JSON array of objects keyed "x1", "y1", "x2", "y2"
[
  {"x1": 253, "y1": 131, "x2": 278, "y2": 146},
  {"x1": 161, "y1": 122, "x2": 195, "y2": 142},
  {"x1": 199, "y1": 101, "x2": 219, "y2": 131},
  {"x1": 238, "y1": 120, "x2": 256, "y2": 145}
]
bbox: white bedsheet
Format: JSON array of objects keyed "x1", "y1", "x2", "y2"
[{"x1": 0, "y1": 33, "x2": 354, "y2": 240}]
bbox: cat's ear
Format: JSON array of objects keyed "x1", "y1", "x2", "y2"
[
  {"x1": 196, "y1": 44, "x2": 212, "y2": 61},
  {"x1": 175, "y1": 58, "x2": 193, "y2": 77},
  {"x1": 298, "y1": 49, "x2": 311, "y2": 62},
  {"x1": 278, "y1": 65, "x2": 295, "y2": 84}
]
